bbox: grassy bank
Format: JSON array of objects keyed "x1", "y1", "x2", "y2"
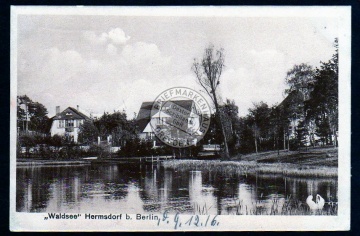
[
  {"x1": 16, "y1": 158, "x2": 91, "y2": 166},
  {"x1": 162, "y1": 159, "x2": 337, "y2": 177},
  {"x1": 232, "y1": 146, "x2": 338, "y2": 167}
]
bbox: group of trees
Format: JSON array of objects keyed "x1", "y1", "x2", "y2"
[
  {"x1": 194, "y1": 39, "x2": 338, "y2": 156},
  {"x1": 77, "y1": 111, "x2": 138, "y2": 147},
  {"x1": 17, "y1": 95, "x2": 51, "y2": 134}
]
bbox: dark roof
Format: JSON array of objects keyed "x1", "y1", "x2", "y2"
[
  {"x1": 52, "y1": 107, "x2": 90, "y2": 120},
  {"x1": 166, "y1": 100, "x2": 193, "y2": 111},
  {"x1": 136, "y1": 102, "x2": 154, "y2": 132},
  {"x1": 136, "y1": 100, "x2": 195, "y2": 132},
  {"x1": 278, "y1": 90, "x2": 304, "y2": 111}
]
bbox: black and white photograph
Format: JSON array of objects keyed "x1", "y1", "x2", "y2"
[{"x1": 10, "y1": 6, "x2": 351, "y2": 231}]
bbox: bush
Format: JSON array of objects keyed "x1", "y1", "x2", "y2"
[{"x1": 86, "y1": 144, "x2": 111, "y2": 159}]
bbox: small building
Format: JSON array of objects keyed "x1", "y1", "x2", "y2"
[{"x1": 50, "y1": 106, "x2": 90, "y2": 143}]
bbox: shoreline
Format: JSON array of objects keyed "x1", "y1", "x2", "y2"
[
  {"x1": 16, "y1": 157, "x2": 144, "y2": 166},
  {"x1": 16, "y1": 159, "x2": 91, "y2": 166},
  {"x1": 162, "y1": 159, "x2": 337, "y2": 178},
  {"x1": 16, "y1": 147, "x2": 338, "y2": 177},
  {"x1": 16, "y1": 158, "x2": 338, "y2": 178}
]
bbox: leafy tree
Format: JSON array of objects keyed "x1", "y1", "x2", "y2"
[
  {"x1": 315, "y1": 117, "x2": 331, "y2": 145},
  {"x1": 202, "y1": 114, "x2": 223, "y2": 145},
  {"x1": 285, "y1": 63, "x2": 315, "y2": 100},
  {"x1": 283, "y1": 63, "x2": 316, "y2": 150},
  {"x1": 248, "y1": 102, "x2": 271, "y2": 153},
  {"x1": 17, "y1": 95, "x2": 50, "y2": 133},
  {"x1": 94, "y1": 111, "x2": 138, "y2": 147},
  {"x1": 18, "y1": 134, "x2": 36, "y2": 157},
  {"x1": 238, "y1": 116, "x2": 255, "y2": 154},
  {"x1": 221, "y1": 99, "x2": 241, "y2": 153},
  {"x1": 269, "y1": 105, "x2": 289, "y2": 154},
  {"x1": 296, "y1": 119, "x2": 309, "y2": 151},
  {"x1": 51, "y1": 134, "x2": 64, "y2": 150},
  {"x1": 192, "y1": 44, "x2": 230, "y2": 159},
  {"x1": 78, "y1": 120, "x2": 99, "y2": 145},
  {"x1": 306, "y1": 38, "x2": 338, "y2": 147}
]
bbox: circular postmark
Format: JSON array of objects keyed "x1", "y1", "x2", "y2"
[{"x1": 150, "y1": 87, "x2": 211, "y2": 148}]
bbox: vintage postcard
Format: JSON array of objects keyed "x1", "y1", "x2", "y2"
[{"x1": 10, "y1": 6, "x2": 351, "y2": 231}]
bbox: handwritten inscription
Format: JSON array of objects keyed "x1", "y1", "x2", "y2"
[{"x1": 157, "y1": 211, "x2": 220, "y2": 229}]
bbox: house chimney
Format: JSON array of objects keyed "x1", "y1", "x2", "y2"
[
  {"x1": 56, "y1": 106, "x2": 60, "y2": 115},
  {"x1": 77, "y1": 105, "x2": 79, "y2": 111}
]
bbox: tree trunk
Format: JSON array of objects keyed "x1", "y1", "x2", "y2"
[
  {"x1": 287, "y1": 133, "x2": 290, "y2": 151},
  {"x1": 254, "y1": 136, "x2": 258, "y2": 153},
  {"x1": 283, "y1": 128, "x2": 286, "y2": 150},
  {"x1": 213, "y1": 92, "x2": 230, "y2": 160}
]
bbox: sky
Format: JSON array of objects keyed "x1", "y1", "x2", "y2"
[{"x1": 16, "y1": 8, "x2": 339, "y2": 118}]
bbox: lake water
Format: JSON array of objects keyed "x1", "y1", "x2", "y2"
[{"x1": 16, "y1": 161, "x2": 338, "y2": 215}]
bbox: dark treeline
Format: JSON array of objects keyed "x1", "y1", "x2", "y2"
[{"x1": 221, "y1": 38, "x2": 338, "y2": 154}]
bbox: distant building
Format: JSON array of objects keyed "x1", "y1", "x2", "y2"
[
  {"x1": 278, "y1": 90, "x2": 325, "y2": 146},
  {"x1": 278, "y1": 90, "x2": 304, "y2": 138},
  {"x1": 136, "y1": 100, "x2": 201, "y2": 147},
  {"x1": 50, "y1": 106, "x2": 90, "y2": 143}
]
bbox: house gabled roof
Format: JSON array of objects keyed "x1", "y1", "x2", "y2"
[
  {"x1": 278, "y1": 90, "x2": 304, "y2": 111},
  {"x1": 136, "y1": 100, "x2": 195, "y2": 133},
  {"x1": 52, "y1": 107, "x2": 90, "y2": 120},
  {"x1": 136, "y1": 102, "x2": 154, "y2": 133},
  {"x1": 166, "y1": 100, "x2": 193, "y2": 112}
]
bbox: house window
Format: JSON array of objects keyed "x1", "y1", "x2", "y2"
[
  {"x1": 75, "y1": 120, "x2": 83, "y2": 127},
  {"x1": 59, "y1": 120, "x2": 65, "y2": 128},
  {"x1": 65, "y1": 120, "x2": 74, "y2": 127}
]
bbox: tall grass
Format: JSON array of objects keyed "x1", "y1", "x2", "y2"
[
  {"x1": 192, "y1": 202, "x2": 212, "y2": 215},
  {"x1": 162, "y1": 160, "x2": 337, "y2": 177},
  {"x1": 191, "y1": 196, "x2": 338, "y2": 215}
]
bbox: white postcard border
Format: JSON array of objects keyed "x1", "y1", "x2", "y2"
[{"x1": 10, "y1": 6, "x2": 351, "y2": 231}]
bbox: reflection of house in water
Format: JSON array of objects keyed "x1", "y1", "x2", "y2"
[
  {"x1": 144, "y1": 167, "x2": 159, "y2": 201},
  {"x1": 22, "y1": 181, "x2": 32, "y2": 212},
  {"x1": 121, "y1": 183, "x2": 144, "y2": 212},
  {"x1": 188, "y1": 171, "x2": 217, "y2": 215},
  {"x1": 16, "y1": 165, "x2": 338, "y2": 214},
  {"x1": 16, "y1": 167, "x2": 55, "y2": 212},
  {"x1": 46, "y1": 176, "x2": 82, "y2": 212},
  {"x1": 237, "y1": 183, "x2": 256, "y2": 215},
  {"x1": 160, "y1": 170, "x2": 172, "y2": 204}
]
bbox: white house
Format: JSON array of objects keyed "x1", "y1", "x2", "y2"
[
  {"x1": 50, "y1": 106, "x2": 90, "y2": 143},
  {"x1": 136, "y1": 100, "x2": 201, "y2": 147}
]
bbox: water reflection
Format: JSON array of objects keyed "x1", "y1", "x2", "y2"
[
  {"x1": 189, "y1": 171, "x2": 217, "y2": 215},
  {"x1": 16, "y1": 162, "x2": 337, "y2": 215}
]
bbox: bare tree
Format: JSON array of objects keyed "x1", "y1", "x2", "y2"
[{"x1": 192, "y1": 45, "x2": 230, "y2": 159}]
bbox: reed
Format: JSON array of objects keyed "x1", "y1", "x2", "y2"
[
  {"x1": 193, "y1": 202, "x2": 212, "y2": 215},
  {"x1": 218, "y1": 195, "x2": 337, "y2": 215},
  {"x1": 162, "y1": 160, "x2": 337, "y2": 177}
]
